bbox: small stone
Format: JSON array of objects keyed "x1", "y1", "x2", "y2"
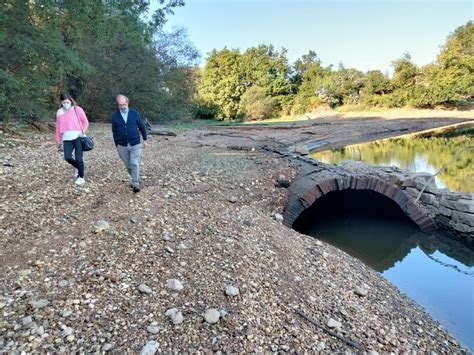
[
  {"x1": 294, "y1": 276, "x2": 302, "y2": 282},
  {"x1": 274, "y1": 213, "x2": 284, "y2": 224},
  {"x1": 177, "y1": 243, "x2": 187, "y2": 250},
  {"x1": 228, "y1": 196, "x2": 237, "y2": 203},
  {"x1": 204, "y1": 308, "x2": 220, "y2": 324},
  {"x1": 22, "y1": 316, "x2": 33, "y2": 326},
  {"x1": 138, "y1": 284, "x2": 152, "y2": 294},
  {"x1": 225, "y1": 285, "x2": 240, "y2": 297},
  {"x1": 165, "y1": 246, "x2": 175, "y2": 254},
  {"x1": 32, "y1": 299, "x2": 49, "y2": 309},
  {"x1": 327, "y1": 318, "x2": 342, "y2": 329},
  {"x1": 165, "y1": 308, "x2": 183, "y2": 325},
  {"x1": 102, "y1": 343, "x2": 114, "y2": 352},
  {"x1": 94, "y1": 220, "x2": 110, "y2": 233},
  {"x1": 242, "y1": 219, "x2": 253, "y2": 226},
  {"x1": 294, "y1": 144, "x2": 309, "y2": 155},
  {"x1": 315, "y1": 240, "x2": 323, "y2": 247},
  {"x1": 36, "y1": 326, "x2": 45, "y2": 336},
  {"x1": 354, "y1": 286, "x2": 369, "y2": 297},
  {"x1": 140, "y1": 341, "x2": 160, "y2": 355},
  {"x1": 60, "y1": 325, "x2": 73, "y2": 337},
  {"x1": 316, "y1": 341, "x2": 326, "y2": 351},
  {"x1": 61, "y1": 309, "x2": 73, "y2": 317},
  {"x1": 146, "y1": 325, "x2": 160, "y2": 334},
  {"x1": 58, "y1": 280, "x2": 69, "y2": 288},
  {"x1": 276, "y1": 178, "x2": 290, "y2": 188},
  {"x1": 166, "y1": 279, "x2": 184, "y2": 292}
]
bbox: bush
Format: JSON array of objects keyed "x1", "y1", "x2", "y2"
[
  {"x1": 238, "y1": 86, "x2": 277, "y2": 120},
  {"x1": 191, "y1": 100, "x2": 220, "y2": 119},
  {"x1": 290, "y1": 95, "x2": 323, "y2": 114}
]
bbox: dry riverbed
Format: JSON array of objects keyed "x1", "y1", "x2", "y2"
[{"x1": 0, "y1": 117, "x2": 471, "y2": 353}]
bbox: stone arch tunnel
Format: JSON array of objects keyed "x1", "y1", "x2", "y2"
[{"x1": 283, "y1": 159, "x2": 474, "y2": 243}]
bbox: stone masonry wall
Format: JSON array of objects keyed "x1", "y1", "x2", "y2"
[{"x1": 284, "y1": 158, "x2": 474, "y2": 245}]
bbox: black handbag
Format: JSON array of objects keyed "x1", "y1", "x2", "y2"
[
  {"x1": 74, "y1": 107, "x2": 94, "y2": 151},
  {"x1": 81, "y1": 136, "x2": 94, "y2": 151}
]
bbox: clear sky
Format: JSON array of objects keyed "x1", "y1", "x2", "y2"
[{"x1": 162, "y1": 0, "x2": 473, "y2": 74}]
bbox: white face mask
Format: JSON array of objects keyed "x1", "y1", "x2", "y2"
[{"x1": 62, "y1": 103, "x2": 72, "y2": 110}]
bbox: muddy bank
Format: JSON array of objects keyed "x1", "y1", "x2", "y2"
[{"x1": 0, "y1": 117, "x2": 470, "y2": 353}]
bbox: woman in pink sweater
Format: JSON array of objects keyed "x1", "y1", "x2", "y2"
[{"x1": 55, "y1": 93, "x2": 90, "y2": 185}]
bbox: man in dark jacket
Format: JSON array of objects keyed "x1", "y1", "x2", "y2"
[{"x1": 112, "y1": 94, "x2": 148, "y2": 193}]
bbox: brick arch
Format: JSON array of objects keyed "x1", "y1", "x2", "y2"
[{"x1": 283, "y1": 176, "x2": 435, "y2": 231}]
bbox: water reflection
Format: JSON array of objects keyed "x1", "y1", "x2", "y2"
[
  {"x1": 312, "y1": 131, "x2": 473, "y2": 192},
  {"x1": 294, "y1": 189, "x2": 474, "y2": 350}
]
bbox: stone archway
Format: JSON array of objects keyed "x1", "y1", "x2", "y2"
[{"x1": 283, "y1": 175, "x2": 435, "y2": 232}]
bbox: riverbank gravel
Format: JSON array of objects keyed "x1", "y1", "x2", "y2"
[{"x1": 0, "y1": 120, "x2": 468, "y2": 353}]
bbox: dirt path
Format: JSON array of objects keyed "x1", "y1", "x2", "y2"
[{"x1": 0, "y1": 117, "x2": 470, "y2": 353}]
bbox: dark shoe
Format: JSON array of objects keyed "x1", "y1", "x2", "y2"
[{"x1": 133, "y1": 186, "x2": 140, "y2": 193}]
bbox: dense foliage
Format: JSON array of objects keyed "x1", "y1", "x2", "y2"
[
  {"x1": 198, "y1": 21, "x2": 473, "y2": 120},
  {"x1": 1, "y1": 5, "x2": 472, "y2": 123},
  {"x1": 0, "y1": 0, "x2": 199, "y2": 121}
]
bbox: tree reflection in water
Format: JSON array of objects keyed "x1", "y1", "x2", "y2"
[{"x1": 312, "y1": 127, "x2": 473, "y2": 192}]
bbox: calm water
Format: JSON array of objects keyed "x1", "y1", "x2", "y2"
[
  {"x1": 296, "y1": 131, "x2": 474, "y2": 350},
  {"x1": 312, "y1": 131, "x2": 473, "y2": 192}
]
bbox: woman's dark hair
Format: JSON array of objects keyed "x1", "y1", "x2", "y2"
[{"x1": 60, "y1": 92, "x2": 77, "y2": 106}]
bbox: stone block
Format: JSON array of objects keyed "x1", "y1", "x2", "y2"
[
  {"x1": 419, "y1": 193, "x2": 439, "y2": 206},
  {"x1": 349, "y1": 176, "x2": 358, "y2": 189},
  {"x1": 388, "y1": 173, "x2": 405, "y2": 186},
  {"x1": 439, "y1": 205, "x2": 452, "y2": 217},
  {"x1": 367, "y1": 177, "x2": 380, "y2": 190},
  {"x1": 385, "y1": 185, "x2": 400, "y2": 199},
  {"x1": 405, "y1": 187, "x2": 419, "y2": 199},
  {"x1": 424, "y1": 204, "x2": 438, "y2": 216},
  {"x1": 355, "y1": 177, "x2": 369, "y2": 190},
  {"x1": 416, "y1": 181, "x2": 439, "y2": 194},
  {"x1": 451, "y1": 210, "x2": 474, "y2": 227},
  {"x1": 451, "y1": 221, "x2": 474, "y2": 234},
  {"x1": 335, "y1": 178, "x2": 347, "y2": 190},
  {"x1": 318, "y1": 179, "x2": 338, "y2": 195},
  {"x1": 393, "y1": 190, "x2": 408, "y2": 209},
  {"x1": 440, "y1": 198, "x2": 474, "y2": 213},
  {"x1": 443, "y1": 192, "x2": 473, "y2": 201},
  {"x1": 435, "y1": 215, "x2": 452, "y2": 228},
  {"x1": 402, "y1": 179, "x2": 418, "y2": 188}
]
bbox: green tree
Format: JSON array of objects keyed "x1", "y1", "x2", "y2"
[
  {"x1": 0, "y1": 1, "x2": 89, "y2": 118},
  {"x1": 1, "y1": 0, "x2": 198, "y2": 121},
  {"x1": 198, "y1": 48, "x2": 244, "y2": 119},
  {"x1": 238, "y1": 86, "x2": 276, "y2": 120}
]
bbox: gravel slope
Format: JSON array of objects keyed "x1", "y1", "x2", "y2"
[{"x1": 0, "y1": 121, "x2": 467, "y2": 353}]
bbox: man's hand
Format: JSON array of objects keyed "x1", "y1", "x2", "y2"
[{"x1": 143, "y1": 140, "x2": 148, "y2": 148}]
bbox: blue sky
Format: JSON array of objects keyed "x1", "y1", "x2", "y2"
[{"x1": 162, "y1": 0, "x2": 473, "y2": 75}]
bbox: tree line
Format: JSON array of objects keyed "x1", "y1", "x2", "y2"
[
  {"x1": 1, "y1": 0, "x2": 199, "y2": 122},
  {"x1": 1, "y1": 2, "x2": 472, "y2": 122},
  {"x1": 197, "y1": 21, "x2": 473, "y2": 120}
]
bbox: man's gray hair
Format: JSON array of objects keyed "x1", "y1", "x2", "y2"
[{"x1": 116, "y1": 94, "x2": 129, "y2": 103}]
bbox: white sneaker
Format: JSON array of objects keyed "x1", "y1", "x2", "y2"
[{"x1": 75, "y1": 177, "x2": 85, "y2": 185}]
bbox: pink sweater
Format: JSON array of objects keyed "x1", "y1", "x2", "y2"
[{"x1": 55, "y1": 106, "x2": 89, "y2": 143}]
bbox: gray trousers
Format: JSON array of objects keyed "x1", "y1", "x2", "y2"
[{"x1": 116, "y1": 143, "x2": 142, "y2": 187}]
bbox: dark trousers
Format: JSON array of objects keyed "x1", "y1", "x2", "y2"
[{"x1": 63, "y1": 138, "x2": 84, "y2": 178}]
